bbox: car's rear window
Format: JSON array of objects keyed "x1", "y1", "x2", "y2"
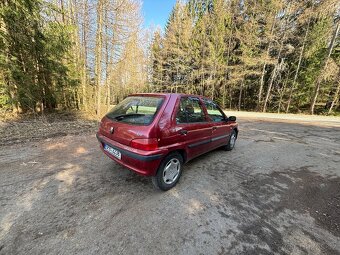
[{"x1": 106, "y1": 96, "x2": 164, "y2": 125}]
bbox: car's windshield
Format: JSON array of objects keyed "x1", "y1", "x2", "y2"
[{"x1": 106, "y1": 96, "x2": 164, "y2": 125}]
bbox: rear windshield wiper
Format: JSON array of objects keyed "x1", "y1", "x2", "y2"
[{"x1": 113, "y1": 113, "x2": 145, "y2": 121}]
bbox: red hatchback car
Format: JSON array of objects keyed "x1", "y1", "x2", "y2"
[{"x1": 97, "y1": 93, "x2": 238, "y2": 191}]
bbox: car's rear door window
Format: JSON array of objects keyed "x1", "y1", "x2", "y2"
[
  {"x1": 176, "y1": 97, "x2": 206, "y2": 124},
  {"x1": 203, "y1": 99, "x2": 225, "y2": 122},
  {"x1": 106, "y1": 96, "x2": 164, "y2": 125}
]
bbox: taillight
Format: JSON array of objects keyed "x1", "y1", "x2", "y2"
[{"x1": 130, "y1": 138, "x2": 158, "y2": 151}]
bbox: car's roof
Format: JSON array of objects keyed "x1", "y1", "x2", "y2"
[{"x1": 129, "y1": 92, "x2": 211, "y2": 100}]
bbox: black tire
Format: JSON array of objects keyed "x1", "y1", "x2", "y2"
[
  {"x1": 152, "y1": 152, "x2": 183, "y2": 191},
  {"x1": 223, "y1": 130, "x2": 237, "y2": 151}
]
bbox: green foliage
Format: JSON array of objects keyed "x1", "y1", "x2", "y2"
[
  {"x1": 0, "y1": 82, "x2": 11, "y2": 111},
  {"x1": 0, "y1": 0, "x2": 80, "y2": 113},
  {"x1": 293, "y1": 17, "x2": 334, "y2": 110},
  {"x1": 150, "y1": 0, "x2": 340, "y2": 114}
]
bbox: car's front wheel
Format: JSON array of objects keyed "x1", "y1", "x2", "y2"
[
  {"x1": 152, "y1": 152, "x2": 183, "y2": 191},
  {"x1": 223, "y1": 130, "x2": 237, "y2": 151}
]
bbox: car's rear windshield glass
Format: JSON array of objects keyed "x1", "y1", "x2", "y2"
[{"x1": 106, "y1": 96, "x2": 164, "y2": 125}]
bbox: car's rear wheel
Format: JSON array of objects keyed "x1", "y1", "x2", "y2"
[
  {"x1": 223, "y1": 130, "x2": 237, "y2": 151},
  {"x1": 152, "y1": 152, "x2": 183, "y2": 191}
]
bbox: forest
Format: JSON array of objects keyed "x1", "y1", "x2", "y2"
[{"x1": 0, "y1": 0, "x2": 339, "y2": 117}]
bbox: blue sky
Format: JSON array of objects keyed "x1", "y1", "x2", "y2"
[{"x1": 142, "y1": 0, "x2": 177, "y2": 29}]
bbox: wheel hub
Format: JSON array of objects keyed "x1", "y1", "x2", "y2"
[
  {"x1": 163, "y1": 159, "x2": 180, "y2": 184},
  {"x1": 230, "y1": 134, "x2": 236, "y2": 148}
]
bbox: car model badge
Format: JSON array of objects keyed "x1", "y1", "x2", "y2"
[{"x1": 110, "y1": 127, "x2": 114, "y2": 134}]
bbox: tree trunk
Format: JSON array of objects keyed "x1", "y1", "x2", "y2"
[
  {"x1": 310, "y1": 22, "x2": 339, "y2": 114},
  {"x1": 262, "y1": 64, "x2": 277, "y2": 112},
  {"x1": 60, "y1": 0, "x2": 66, "y2": 23},
  {"x1": 229, "y1": 85, "x2": 232, "y2": 109},
  {"x1": 238, "y1": 81, "x2": 243, "y2": 111},
  {"x1": 211, "y1": 66, "x2": 216, "y2": 100},
  {"x1": 257, "y1": 14, "x2": 277, "y2": 110},
  {"x1": 201, "y1": 63, "x2": 204, "y2": 95},
  {"x1": 223, "y1": 35, "x2": 232, "y2": 109},
  {"x1": 82, "y1": 0, "x2": 89, "y2": 111},
  {"x1": 74, "y1": 89, "x2": 79, "y2": 110},
  {"x1": 262, "y1": 4, "x2": 291, "y2": 113},
  {"x1": 95, "y1": 0, "x2": 104, "y2": 118},
  {"x1": 69, "y1": 0, "x2": 83, "y2": 110},
  {"x1": 104, "y1": 6, "x2": 110, "y2": 111},
  {"x1": 286, "y1": 16, "x2": 312, "y2": 113},
  {"x1": 263, "y1": 38, "x2": 286, "y2": 113},
  {"x1": 257, "y1": 62, "x2": 267, "y2": 109},
  {"x1": 328, "y1": 71, "x2": 340, "y2": 114},
  {"x1": 278, "y1": 76, "x2": 288, "y2": 113}
]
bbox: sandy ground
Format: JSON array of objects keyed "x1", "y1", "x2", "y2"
[{"x1": 0, "y1": 114, "x2": 340, "y2": 254}]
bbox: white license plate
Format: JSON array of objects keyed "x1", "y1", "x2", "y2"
[{"x1": 104, "y1": 144, "x2": 121, "y2": 160}]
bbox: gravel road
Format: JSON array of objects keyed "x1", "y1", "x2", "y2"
[{"x1": 0, "y1": 115, "x2": 340, "y2": 254}]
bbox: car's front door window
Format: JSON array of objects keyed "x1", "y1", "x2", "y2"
[{"x1": 204, "y1": 99, "x2": 225, "y2": 122}]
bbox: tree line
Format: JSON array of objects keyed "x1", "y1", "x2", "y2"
[
  {"x1": 0, "y1": 0, "x2": 339, "y2": 117},
  {"x1": 1, "y1": 0, "x2": 147, "y2": 117},
  {"x1": 151, "y1": 0, "x2": 340, "y2": 114}
]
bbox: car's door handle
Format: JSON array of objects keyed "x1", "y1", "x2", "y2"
[
  {"x1": 212, "y1": 126, "x2": 217, "y2": 130},
  {"x1": 179, "y1": 130, "x2": 188, "y2": 135}
]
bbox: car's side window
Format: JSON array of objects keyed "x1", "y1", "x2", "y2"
[
  {"x1": 204, "y1": 99, "x2": 225, "y2": 122},
  {"x1": 176, "y1": 97, "x2": 206, "y2": 124}
]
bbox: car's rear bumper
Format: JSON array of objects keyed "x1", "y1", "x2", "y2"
[{"x1": 96, "y1": 133, "x2": 167, "y2": 176}]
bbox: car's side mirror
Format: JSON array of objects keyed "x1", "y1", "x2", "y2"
[{"x1": 228, "y1": 116, "x2": 236, "y2": 122}]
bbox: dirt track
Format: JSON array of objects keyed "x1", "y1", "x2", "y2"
[{"x1": 0, "y1": 115, "x2": 340, "y2": 254}]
